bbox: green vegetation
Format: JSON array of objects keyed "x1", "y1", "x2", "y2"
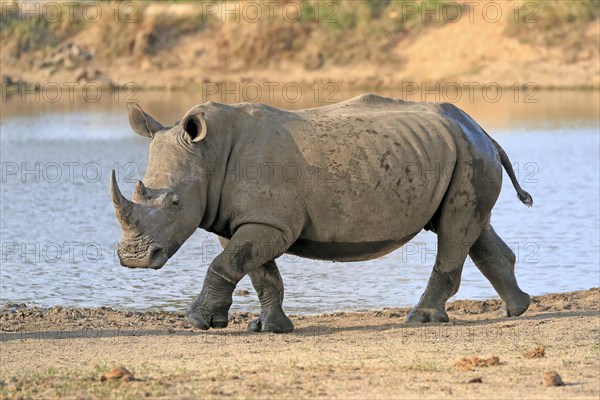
[
  {"x1": 409, "y1": 358, "x2": 442, "y2": 372},
  {"x1": 2, "y1": 0, "x2": 598, "y2": 58},
  {"x1": 508, "y1": 0, "x2": 600, "y2": 45},
  {"x1": 0, "y1": 0, "x2": 597, "y2": 85},
  {"x1": 0, "y1": 2, "x2": 86, "y2": 55},
  {"x1": 533, "y1": 0, "x2": 599, "y2": 29},
  {"x1": 303, "y1": 0, "x2": 451, "y2": 33},
  {"x1": 0, "y1": 15, "x2": 59, "y2": 55}
]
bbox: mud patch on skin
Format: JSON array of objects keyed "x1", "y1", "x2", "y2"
[{"x1": 230, "y1": 242, "x2": 254, "y2": 274}]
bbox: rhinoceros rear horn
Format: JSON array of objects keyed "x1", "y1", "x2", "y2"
[
  {"x1": 183, "y1": 111, "x2": 207, "y2": 143},
  {"x1": 128, "y1": 103, "x2": 164, "y2": 139},
  {"x1": 110, "y1": 170, "x2": 139, "y2": 228}
]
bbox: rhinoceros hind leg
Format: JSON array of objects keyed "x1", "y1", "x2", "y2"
[
  {"x1": 405, "y1": 232, "x2": 479, "y2": 324},
  {"x1": 406, "y1": 157, "x2": 498, "y2": 323},
  {"x1": 247, "y1": 260, "x2": 294, "y2": 333},
  {"x1": 248, "y1": 314, "x2": 294, "y2": 333},
  {"x1": 469, "y1": 223, "x2": 530, "y2": 317}
]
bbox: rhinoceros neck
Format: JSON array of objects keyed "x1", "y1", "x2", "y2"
[
  {"x1": 198, "y1": 146, "x2": 231, "y2": 233},
  {"x1": 197, "y1": 107, "x2": 238, "y2": 233}
]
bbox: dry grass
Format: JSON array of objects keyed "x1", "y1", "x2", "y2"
[{"x1": 0, "y1": 1, "x2": 598, "y2": 90}]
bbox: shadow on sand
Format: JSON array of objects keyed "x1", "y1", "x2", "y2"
[{"x1": 1, "y1": 309, "x2": 597, "y2": 342}]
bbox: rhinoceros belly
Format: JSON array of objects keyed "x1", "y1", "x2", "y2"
[{"x1": 287, "y1": 233, "x2": 419, "y2": 262}]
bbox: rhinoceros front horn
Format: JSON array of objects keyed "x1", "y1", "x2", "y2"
[{"x1": 110, "y1": 170, "x2": 138, "y2": 228}]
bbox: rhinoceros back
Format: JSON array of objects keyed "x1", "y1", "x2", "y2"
[{"x1": 268, "y1": 94, "x2": 459, "y2": 261}]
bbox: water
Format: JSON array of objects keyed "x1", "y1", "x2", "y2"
[{"x1": 1, "y1": 90, "x2": 598, "y2": 314}]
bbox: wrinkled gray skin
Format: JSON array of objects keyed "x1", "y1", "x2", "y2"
[{"x1": 111, "y1": 94, "x2": 533, "y2": 333}]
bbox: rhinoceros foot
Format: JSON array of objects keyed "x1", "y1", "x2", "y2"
[
  {"x1": 504, "y1": 291, "x2": 531, "y2": 317},
  {"x1": 186, "y1": 307, "x2": 229, "y2": 330},
  {"x1": 405, "y1": 307, "x2": 449, "y2": 324},
  {"x1": 247, "y1": 312, "x2": 294, "y2": 333}
]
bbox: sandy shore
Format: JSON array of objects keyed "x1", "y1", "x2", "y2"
[{"x1": 1, "y1": 288, "x2": 598, "y2": 399}]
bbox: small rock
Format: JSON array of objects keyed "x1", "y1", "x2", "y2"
[
  {"x1": 455, "y1": 355, "x2": 501, "y2": 371},
  {"x1": 542, "y1": 371, "x2": 564, "y2": 387},
  {"x1": 1, "y1": 302, "x2": 27, "y2": 313},
  {"x1": 100, "y1": 366, "x2": 134, "y2": 382},
  {"x1": 523, "y1": 346, "x2": 545, "y2": 359},
  {"x1": 71, "y1": 45, "x2": 81, "y2": 57},
  {"x1": 48, "y1": 306, "x2": 63, "y2": 316},
  {"x1": 304, "y1": 50, "x2": 324, "y2": 70},
  {"x1": 467, "y1": 377, "x2": 482, "y2": 383},
  {"x1": 74, "y1": 68, "x2": 87, "y2": 82},
  {"x1": 64, "y1": 58, "x2": 75, "y2": 69}
]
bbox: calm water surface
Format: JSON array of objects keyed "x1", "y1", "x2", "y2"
[{"x1": 1, "y1": 90, "x2": 598, "y2": 313}]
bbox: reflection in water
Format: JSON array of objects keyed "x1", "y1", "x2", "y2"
[
  {"x1": 1, "y1": 90, "x2": 598, "y2": 313},
  {"x1": 3, "y1": 88, "x2": 599, "y2": 130}
]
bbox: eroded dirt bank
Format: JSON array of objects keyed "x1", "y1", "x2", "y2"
[
  {"x1": 0, "y1": 288, "x2": 598, "y2": 399},
  {"x1": 1, "y1": 1, "x2": 599, "y2": 90}
]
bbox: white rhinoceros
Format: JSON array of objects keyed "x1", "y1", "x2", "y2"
[{"x1": 110, "y1": 94, "x2": 532, "y2": 332}]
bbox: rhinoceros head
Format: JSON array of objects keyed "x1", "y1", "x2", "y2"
[{"x1": 110, "y1": 103, "x2": 210, "y2": 269}]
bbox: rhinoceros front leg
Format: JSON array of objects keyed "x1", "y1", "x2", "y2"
[
  {"x1": 218, "y1": 237, "x2": 293, "y2": 333},
  {"x1": 187, "y1": 224, "x2": 290, "y2": 330}
]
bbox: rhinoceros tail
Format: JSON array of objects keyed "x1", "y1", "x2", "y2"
[{"x1": 489, "y1": 136, "x2": 533, "y2": 207}]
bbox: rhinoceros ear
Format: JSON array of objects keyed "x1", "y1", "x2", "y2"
[
  {"x1": 127, "y1": 103, "x2": 164, "y2": 139},
  {"x1": 183, "y1": 111, "x2": 207, "y2": 143}
]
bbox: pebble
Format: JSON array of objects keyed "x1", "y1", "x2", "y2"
[
  {"x1": 523, "y1": 346, "x2": 545, "y2": 359},
  {"x1": 100, "y1": 366, "x2": 134, "y2": 382},
  {"x1": 455, "y1": 355, "x2": 501, "y2": 371},
  {"x1": 542, "y1": 371, "x2": 564, "y2": 387}
]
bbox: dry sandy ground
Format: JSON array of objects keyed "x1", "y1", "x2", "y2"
[{"x1": 0, "y1": 288, "x2": 598, "y2": 399}]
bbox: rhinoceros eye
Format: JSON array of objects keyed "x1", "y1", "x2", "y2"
[{"x1": 160, "y1": 192, "x2": 181, "y2": 208}]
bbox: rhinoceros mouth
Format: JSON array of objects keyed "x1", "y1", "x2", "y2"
[{"x1": 117, "y1": 238, "x2": 168, "y2": 269}]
